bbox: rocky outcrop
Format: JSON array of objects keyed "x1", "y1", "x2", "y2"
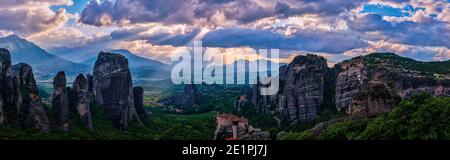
[
  {"x1": 0, "y1": 48, "x2": 11, "y2": 124},
  {"x1": 214, "y1": 113, "x2": 270, "y2": 140},
  {"x1": 278, "y1": 55, "x2": 328, "y2": 121},
  {"x1": 86, "y1": 74, "x2": 94, "y2": 102},
  {"x1": 133, "y1": 86, "x2": 147, "y2": 122},
  {"x1": 93, "y1": 52, "x2": 139, "y2": 130},
  {"x1": 334, "y1": 53, "x2": 450, "y2": 116},
  {"x1": 252, "y1": 54, "x2": 328, "y2": 122},
  {"x1": 73, "y1": 74, "x2": 94, "y2": 131},
  {"x1": 24, "y1": 95, "x2": 50, "y2": 133},
  {"x1": 334, "y1": 58, "x2": 368, "y2": 112},
  {"x1": 350, "y1": 83, "x2": 402, "y2": 117},
  {"x1": 160, "y1": 84, "x2": 201, "y2": 110},
  {"x1": 52, "y1": 71, "x2": 70, "y2": 131},
  {"x1": 10, "y1": 62, "x2": 50, "y2": 132},
  {"x1": 13, "y1": 63, "x2": 38, "y2": 95}
]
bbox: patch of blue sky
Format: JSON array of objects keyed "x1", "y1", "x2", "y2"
[{"x1": 361, "y1": 4, "x2": 411, "y2": 17}]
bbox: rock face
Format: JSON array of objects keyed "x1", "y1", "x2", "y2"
[
  {"x1": 24, "y1": 95, "x2": 50, "y2": 133},
  {"x1": 133, "y1": 86, "x2": 147, "y2": 122},
  {"x1": 350, "y1": 83, "x2": 402, "y2": 117},
  {"x1": 11, "y1": 62, "x2": 50, "y2": 132},
  {"x1": 86, "y1": 74, "x2": 94, "y2": 100},
  {"x1": 334, "y1": 53, "x2": 450, "y2": 116},
  {"x1": 13, "y1": 63, "x2": 39, "y2": 95},
  {"x1": 214, "y1": 113, "x2": 270, "y2": 140},
  {"x1": 0, "y1": 48, "x2": 11, "y2": 124},
  {"x1": 277, "y1": 55, "x2": 328, "y2": 121},
  {"x1": 93, "y1": 52, "x2": 137, "y2": 130},
  {"x1": 73, "y1": 74, "x2": 94, "y2": 131},
  {"x1": 52, "y1": 71, "x2": 70, "y2": 131},
  {"x1": 334, "y1": 58, "x2": 369, "y2": 112},
  {"x1": 252, "y1": 54, "x2": 328, "y2": 122}
]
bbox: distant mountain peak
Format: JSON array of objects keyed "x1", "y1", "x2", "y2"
[{"x1": 3, "y1": 34, "x2": 21, "y2": 40}]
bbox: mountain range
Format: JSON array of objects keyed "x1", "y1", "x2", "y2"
[{"x1": 0, "y1": 35, "x2": 170, "y2": 81}]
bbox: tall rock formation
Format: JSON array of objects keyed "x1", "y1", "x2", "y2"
[
  {"x1": 334, "y1": 53, "x2": 450, "y2": 117},
  {"x1": 24, "y1": 94, "x2": 50, "y2": 133},
  {"x1": 13, "y1": 63, "x2": 38, "y2": 95},
  {"x1": 12, "y1": 63, "x2": 50, "y2": 132},
  {"x1": 133, "y1": 86, "x2": 147, "y2": 122},
  {"x1": 252, "y1": 54, "x2": 328, "y2": 122},
  {"x1": 73, "y1": 74, "x2": 94, "y2": 131},
  {"x1": 93, "y1": 52, "x2": 139, "y2": 130},
  {"x1": 159, "y1": 84, "x2": 201, "y2": 111},
  {"x1": 0, "y1": 48, "x2": 11, "y2": 124},
  {"x1": 52, "y1": 71, "x2": 70, "y2": 131}
]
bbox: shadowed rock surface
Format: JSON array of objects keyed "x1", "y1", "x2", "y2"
[
  {"x1": 159, "y1": 84, "x2": 201, "y2": 111},
  {"x1": 0, "y1": 48, "x2": 11, "y2": 124},
  {"x1": 252, "y1": 54, "x2": 328, "y2": 122},
  {"x1": 12, "y1": 63, "x2": 38, "y2": 95},
  {"x1": 52, "y1": 71, "x2": 70, "y2": 132},
  {"x1": 93, "y1": 52, "x2": 138, "y2": 130},
  {"x1": 73, "y1": 74, "x2": 94, "y2": 131},
  {"x1": 335, "y1": 53, "x2": 450, "y2": 116},
  {"x1": 15, "y1": 63, "x2": 50, "y2": 132},
  {"x1": 133, "y1": 86, "x2": 147, "y2": 122},
  {"x1": 23, "y1": 95, "x2": 50, "y2": 133}
]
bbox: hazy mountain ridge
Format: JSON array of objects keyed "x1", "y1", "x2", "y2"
[{"x1": 0, "y1": 35, "x2": 88, "y2": 80}]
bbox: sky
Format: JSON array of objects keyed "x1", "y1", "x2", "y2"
[{"x1": 0, "y1": 0, "x2": 449, "y2": 65}]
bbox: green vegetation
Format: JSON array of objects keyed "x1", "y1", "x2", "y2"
[
  {"x1": 279, "y1": 93, "x2": 450, "y2": 140},
  {"x1": 0, "y1": 105, "x2": 216, "y2": 140},
  {"x1": 364, "y1": 53, "x2": 450, "y2": 75}
]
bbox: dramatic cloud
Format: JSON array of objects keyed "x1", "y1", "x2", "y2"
[
  {"x1": 0, "y1": 0, "x2": 74, "y2": 36},
  {"x1": 2, "y1": 0, "x2": 450, "y2": 64},
  {"x1": 349, "y1": 13, "x2": 450, "y2": 48},
  {"x1": 202, "y1": 28, "x2": 368, "y2": 53},
  {"x1": 79, "y1": 0, "x2": 367, "y2": 27}
]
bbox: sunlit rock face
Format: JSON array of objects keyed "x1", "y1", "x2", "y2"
[{"x1": 93, "y1": 52, "x2": 136, "y2": 130}]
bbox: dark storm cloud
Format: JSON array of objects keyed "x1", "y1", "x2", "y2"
[
  {"x1": 202, "y1": 28, "x2": 368, "y2": 53},
  {"x1": 275, "y1": 0, "x2": 366, "y2": 17},
  {"x1": 79, "y1": 0, "x2": 368, "y2": 26}
]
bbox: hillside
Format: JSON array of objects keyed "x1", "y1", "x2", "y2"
[
  {"x1": 363, "y1": 53, "x2": 450, "y2": 76},
  {"x1": 279, "y1": 94, "x2": 450, "y2": 140},
  {"x1": 0, "y1": 35, "x2": 88, "y2": 80}
]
